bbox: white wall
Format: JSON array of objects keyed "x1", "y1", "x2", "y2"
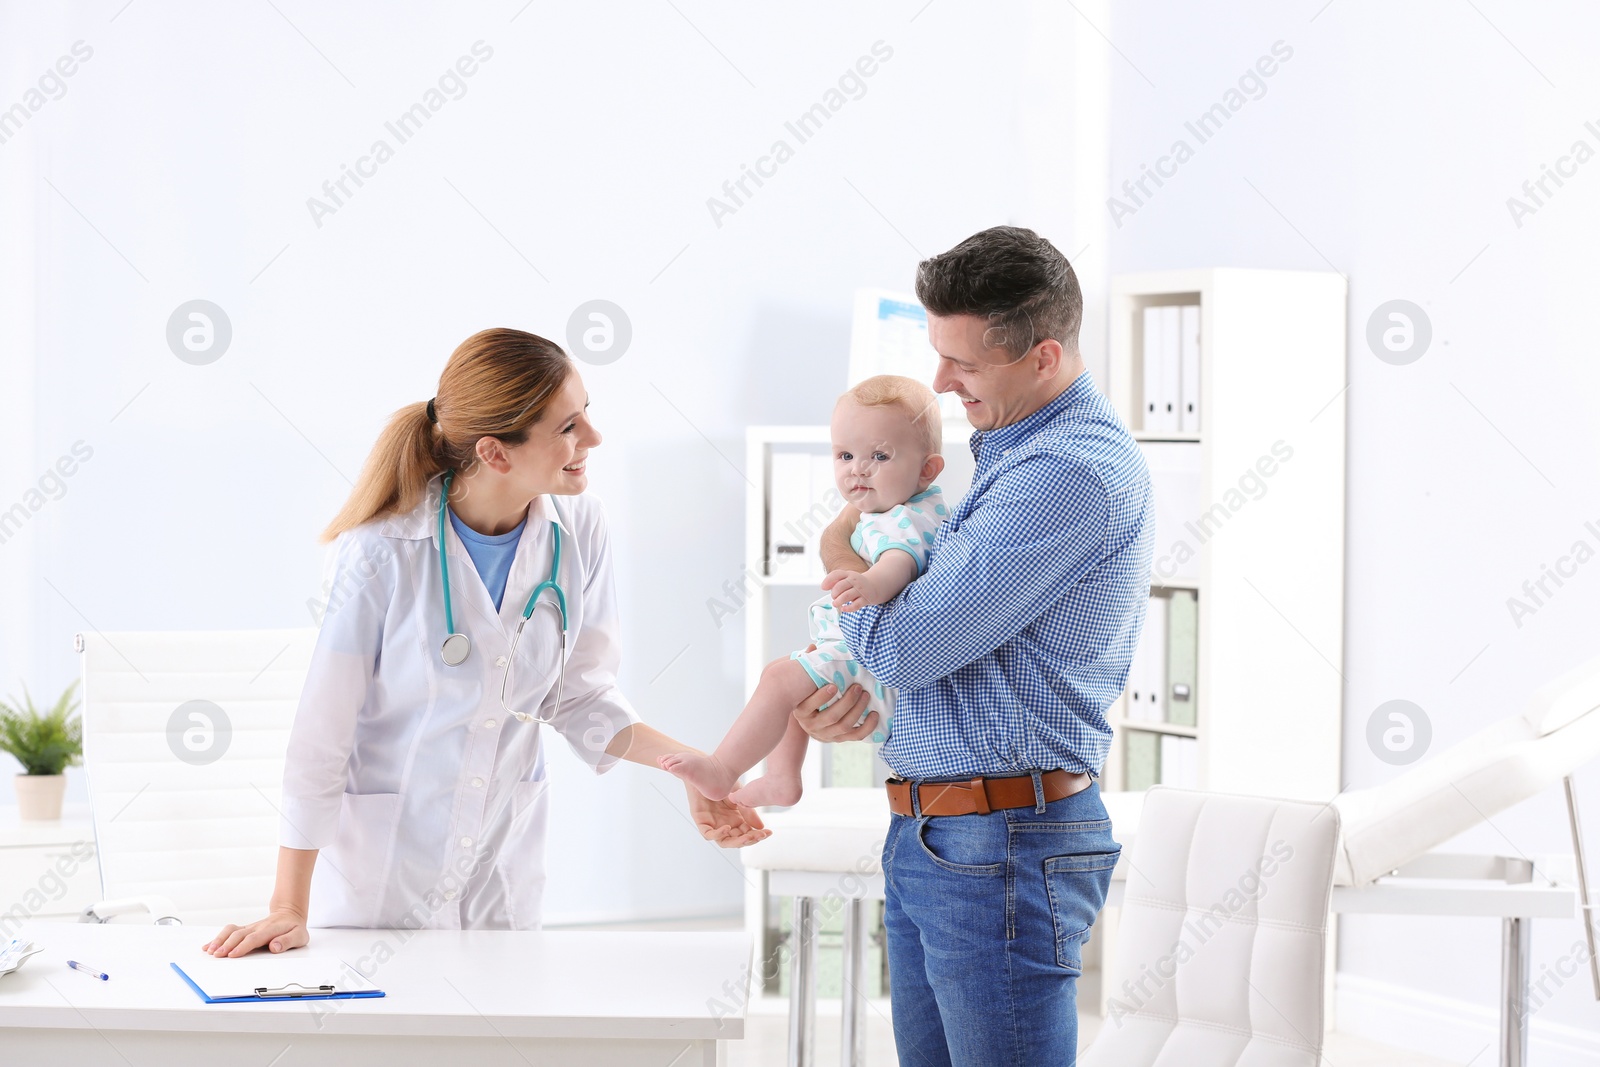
[
  {"x1": 1104, "y1": 0, "x2": 1600, "y2": 1049},
  {"x1": 0, "y1": 0, "x2": 1111, "y2": 926}
]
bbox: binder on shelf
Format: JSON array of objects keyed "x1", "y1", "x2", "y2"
[
  {"x1": 1159, "y1": 305, "x2": 1182, "y2": 432},
  {"x1": 1166, "y1": 589, "x2": 1198, "y2": 727},
  {"x1": 1140, "y1": 442, "x2": 1203, "y2": 583},
  {"x1": 1179, "y1": 303, "x2": 1202, "y2": 432},
  {"x1": 767, "y1": 451, "x2": 813, "y2": 581},
  {"x1": 1125, "y1": 595, "x2": 1168, "y2": 723},
  {"x1": 1125, "y1": 730, "x2": 1160, "y2": 792},
  {"x1": 1141, "y1": 306, "x2": 1163, "y2": 433},
  {"x1": 1159, "y1": 735, "x2": 1200, "y2": 789},
  {"x1": 804, "y1": 453, "x2": 838, "y2": 583}
]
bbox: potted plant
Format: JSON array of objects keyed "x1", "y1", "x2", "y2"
[{"x1": 0, "y1": 681, "x2": 82, "y2": 821}]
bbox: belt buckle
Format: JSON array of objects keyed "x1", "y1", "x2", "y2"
[
  {"x1": 886, "y1": 777, "x2": 912, "y2": 816},
  {"x1": 969, "y1": 776, "x2": 990, "y2": 815}
]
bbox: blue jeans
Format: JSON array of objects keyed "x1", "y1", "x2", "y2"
[{"x1": 883, "y1": 776, "x2": 1120, "y2": 1066}]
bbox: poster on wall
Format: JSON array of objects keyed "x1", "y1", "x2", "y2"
[{"x1": 846, "y1": 289, "x2": 965, "y2": 421}]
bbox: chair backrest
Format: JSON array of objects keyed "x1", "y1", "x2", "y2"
[
  {"x1": 77, "y1": 629, "x2": 316, "y2": 927},
  {"x1": 1083, "y1": 787, "x2": 1340, "y2": 1067},
  {"x1": 1333, "y1": 652, "x2": 1600, "y2": 887}
]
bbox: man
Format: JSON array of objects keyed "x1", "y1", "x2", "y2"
[{"x1": 794, "y1": 226, "x2": 1152, "y2": 1065}]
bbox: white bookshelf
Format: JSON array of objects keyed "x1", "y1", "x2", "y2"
[
  {"x1": 1090, "y1": 269, "x2": 1349, "y2": 1025},
  {"x1": 1103, "y1": 268, "x2": 1347, "y2": 803}
]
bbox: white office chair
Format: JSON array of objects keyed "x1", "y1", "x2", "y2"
[
  {"x1": 1099, "y1": 653, "x2": 1600, "y2": 1067},
  {"x1": 1081, "y1": 787, "x2": 1340, "y2": 1067},
  {"x1": 75, "y1": 629, "x2": 316, "y2": 928}
]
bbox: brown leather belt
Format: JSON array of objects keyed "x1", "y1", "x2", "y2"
[{"x1": 885, "y1": 768, "x2": 1092, "y2": 817}]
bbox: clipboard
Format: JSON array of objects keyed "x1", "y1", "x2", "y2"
[{"x1": 171, "y1": 961, "x2": 386, "y2": 1003}]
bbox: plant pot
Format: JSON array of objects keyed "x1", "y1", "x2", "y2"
[{"x1": 14, "y1": 774, "x2": 66, "y2": 821}]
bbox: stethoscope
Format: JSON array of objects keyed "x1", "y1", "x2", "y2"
[{"x1": 436, "y1": 469, "x2": 569, "y2": 724}]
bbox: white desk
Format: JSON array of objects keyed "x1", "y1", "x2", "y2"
[
  {"x1": 0, "y1": 803, "x2": 100, "y2": 929},
  {"x1": 0, "y1": 923, "x2": 749, "y2": 1066}
]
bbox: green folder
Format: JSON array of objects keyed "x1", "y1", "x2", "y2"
[
  {"x1": 1125, "y1": 730, "x2": 1161, "y2": 791},
  {"x1": 1166, "y1": 590, "x2": 1198, "y2": 727}
]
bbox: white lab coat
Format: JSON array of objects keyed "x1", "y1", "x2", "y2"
[{"x1": 279, "y1": 474, "x2": 639, "y2": 930}]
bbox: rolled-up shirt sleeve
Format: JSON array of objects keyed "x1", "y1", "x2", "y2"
[
  {"x1": 838, "y1": 454, "x2": 1111, "y2": 691},
  {"x1": 539, "y1": 503, "x2": 641, "y2": 774},
  {"x1": 279, "y1": 531, "x2": 391, "y2": 850}
]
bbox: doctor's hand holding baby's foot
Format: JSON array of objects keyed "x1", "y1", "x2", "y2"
[
  {"x1": 682, "y1": 785, "x2": 769, "y2": 846},
  {"x1": 658, "y1": 750, "x2": 739, "y2": 802},
  {"x1": 661, "y1": 657, "x2": 820, "y2": 808}
]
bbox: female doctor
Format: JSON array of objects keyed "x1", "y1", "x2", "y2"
[{"x1": 204, "y1": 328, "x2": 769, "y2": 957}]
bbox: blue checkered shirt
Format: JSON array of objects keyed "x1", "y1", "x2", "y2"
[{"x1": 837, "y1": 372, "x2": 1152, "y2": 780}]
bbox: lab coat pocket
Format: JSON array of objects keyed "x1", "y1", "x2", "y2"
[
  {"x1": 501, "y1": 777, "x2": 550, "y2": 929},
  {"x1": 317, "y1": 791, "x2": 402, "y2": 928}
]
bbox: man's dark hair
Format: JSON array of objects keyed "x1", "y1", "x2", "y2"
[{"x1": 914, "y1": 226, "x2": 1082, "y2": 361}]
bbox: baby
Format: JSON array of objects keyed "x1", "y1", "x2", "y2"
[{"x1": 660, "y1": 375, "x2": 948, "y2": 807}]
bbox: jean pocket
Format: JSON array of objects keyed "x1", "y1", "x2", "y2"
[
  {"x1": 1044, "y1": 846, "x2": 1122, "y2": 973},
  {"x1": 916, "y1": 815, "x2": 1005, "y2": 876}
]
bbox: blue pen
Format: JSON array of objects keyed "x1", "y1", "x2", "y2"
[{"x1": 66, "y1": 960, "x2": 109, "y2": 981}]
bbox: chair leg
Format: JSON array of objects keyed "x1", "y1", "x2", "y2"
[
  {"x1": 787, "y1": 896, "x2": 817, "y2": 1067},
  {"x1": 1499, "y1": 916, "x2": 1530, "y2": 1067},
  {"x1": 840, "y1": 897, "x2": 867, "y2": 1067},
  {"x1": 1562, "y1": 775, "x2": 1600, "y2": 999}
]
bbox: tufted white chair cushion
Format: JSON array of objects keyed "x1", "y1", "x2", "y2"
[
  {"x1": 79, "y1": 629, "x2": 316, "y2": 927},
  {"x1": 1082, "y1": 788, "x2": 1339, "y2": 1067}
]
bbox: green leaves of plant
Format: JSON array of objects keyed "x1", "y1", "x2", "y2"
[{"x1": 0, "y1": 680, "x2": 82, "y2": 776}]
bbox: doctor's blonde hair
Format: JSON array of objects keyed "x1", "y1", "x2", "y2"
[{"x1": 321, "y1": 328, "x2": 574, "y2": 543}]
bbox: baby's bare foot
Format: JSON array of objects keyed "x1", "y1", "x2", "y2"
[
  {"x1": 728, "y1": 774, "x2": 803, "y2": 808},
  {"x1": 658, "y1": 752, "x2": 739, "y2": 801}
]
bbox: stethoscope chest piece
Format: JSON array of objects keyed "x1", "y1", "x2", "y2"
[
  {"x1": 434, "y1": 470, "x2": 570, "y2": 727},
  {"x1": 441, "y1": 632, "x2": 471, "y2": 667}
]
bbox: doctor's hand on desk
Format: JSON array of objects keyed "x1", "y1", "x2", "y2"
[
  {"x1": 203, "y1": 845, "x2": 316, "y2": 956},
  {"x1": 202, "y1": 906, "x2": 309, "y2": 958}
]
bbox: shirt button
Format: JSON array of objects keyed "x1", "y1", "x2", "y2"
[
  {"x1": 484, "y1": 719, "x2": 497, "y2": 730},
  {"x1": 496, "y1": 656, "x2": 508, "y2": 668},
  {"x1": 471, "y1": 777, "x2": 484, "y2": 788},
  {"x1": 443, "y1": 890, "x2": 457, "y2": 901},
  {"x1": 459, "y1": 836, "x2": 473, "y2": 848}
]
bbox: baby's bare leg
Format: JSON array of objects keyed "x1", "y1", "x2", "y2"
[
  {"x1": 659, "y1": 657, "x2": 820, "y2": 801},
  {"x1": 727, "y1": 713, "x2": 808, "y2": 807}
]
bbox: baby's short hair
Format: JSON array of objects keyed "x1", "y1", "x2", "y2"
[{"x1": 841, "y1": 375, "x2": 942, "y2": 455}]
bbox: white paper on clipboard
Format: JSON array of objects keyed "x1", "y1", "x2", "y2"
[{"x1": 174, "y1": 949, "x2": 380, "y2": 1000}]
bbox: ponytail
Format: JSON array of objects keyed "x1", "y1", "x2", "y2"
[{"x1": 320, "y1": 328, "x2": 572, "y2": 543}]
